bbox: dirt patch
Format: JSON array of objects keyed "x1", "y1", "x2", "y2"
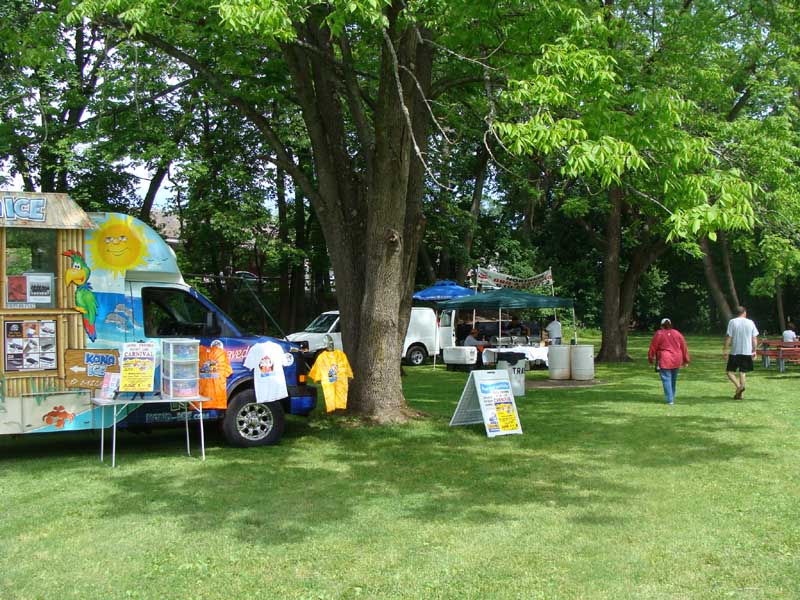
[{"x1": 526, "y1": 378, "x2": 606, "y2": 390}]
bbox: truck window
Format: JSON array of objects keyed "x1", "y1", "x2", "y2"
[
  {"x1": 142, "y1": 287, "x2": 230, "y2": 337},
  {"x1": 304, "y1": 313, "x2": 339, "y2": 333},
  {"x1": 4, "y1": 229, "x2": 58, "y2": 309}
]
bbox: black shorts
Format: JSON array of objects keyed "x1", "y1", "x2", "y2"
[{"x1": 726, "y1": 354, "x2": 753, "y2": 373}]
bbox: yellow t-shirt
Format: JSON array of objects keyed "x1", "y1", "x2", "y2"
[
  {"x1": 199, "y1": 345, "x2": 233, "y2": 409},
  {"x1": 308, "y1": 350, "x2": 354, "y2": 412}
]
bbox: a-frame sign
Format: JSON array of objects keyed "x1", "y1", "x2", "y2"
[{"x1": 449, "y1": 369, "x2": 522, "y2": 437}]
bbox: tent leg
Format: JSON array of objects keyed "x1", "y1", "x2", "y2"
[{"x1": 572, "y1": 307, "x2": 577, "y2": 343}]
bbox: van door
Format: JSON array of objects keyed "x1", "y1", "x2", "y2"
[{"x1": 438, "y1": 309, "x2": 456, "y2": 352}]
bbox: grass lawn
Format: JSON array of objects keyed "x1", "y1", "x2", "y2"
[{"x1": 2, "y1": 333, "x2": 799, "y2": 599}]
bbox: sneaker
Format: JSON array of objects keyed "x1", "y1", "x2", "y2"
[{"x1": 733, "y1": 386, "x2": 743, "y2": 400}]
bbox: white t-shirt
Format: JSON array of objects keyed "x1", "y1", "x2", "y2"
[
  {"x1": 243, "y1": 341, "x2": 288, "y2": 403},
  {"x1": 545, "y1": 320, "x2": 562, "y2": 339},
  {"x1": 783, "y1": 329, "x2": 797, "y2": 342},
  {"x1": 726, "y1": 317, "x2": 759, "y2": 355}
]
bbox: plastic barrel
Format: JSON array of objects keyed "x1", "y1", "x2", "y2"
[
  {"x1": 496, "y1": 351, "x2": 527, "y2": 397},
  {"x1": 548, "y1": 345, "x2": 571, "y2": 380},
  {"x1": 570, "y1": 344, "x2": 595, "y2": 381}
]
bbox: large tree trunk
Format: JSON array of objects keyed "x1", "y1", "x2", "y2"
[
  {"x1": 130, "y1": 2, "x2": 434, "y2": 421},
  {"x1": 700, "y1": 236, "x2": 734, "y2": 324},
  {"x1": 597, "y1": 188, "x2": 627, "y2": 361},
  {"x1": 283, "y1": 5, "x2": 433, "y2": 421},
  {"x1": 597, "y1": 188, "x2": 667, "y2": 362}
]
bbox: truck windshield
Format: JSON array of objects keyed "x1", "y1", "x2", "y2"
[{"x1": 304, "y1": 313, "x2": 338, "y2": 333}]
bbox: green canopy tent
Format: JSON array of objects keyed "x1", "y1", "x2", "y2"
[{"x1": 437, "y1": 288, "x2": 577, "y2": 342}]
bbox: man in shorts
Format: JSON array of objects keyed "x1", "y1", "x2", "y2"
[{"x1": 723, "y1": 306, "x2": 759, "y2": 399}]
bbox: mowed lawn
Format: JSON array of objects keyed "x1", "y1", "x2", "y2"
[{"x1": 2, "y1": 333, "x2": 799, "y2": 599}]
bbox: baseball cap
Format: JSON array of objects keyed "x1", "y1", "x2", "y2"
[{"x1": 661, "y1": 318, "x2": 671, "y2": 325}]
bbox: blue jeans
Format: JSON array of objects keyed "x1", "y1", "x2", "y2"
[{"x1": 658, "y1": 368, "x2": 679, "y2": 404}]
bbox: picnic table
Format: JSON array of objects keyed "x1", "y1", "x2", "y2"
[{"x1": 760, "y1": 339, "x2": 800, "y2": 373}]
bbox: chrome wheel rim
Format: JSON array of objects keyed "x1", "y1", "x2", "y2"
[{"x1": 235, "y1": 402, "x2": 274, "y2": 441}]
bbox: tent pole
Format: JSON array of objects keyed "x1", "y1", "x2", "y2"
[
  {"x1": 433, "y1": 309, "x2": 439, "y2": 370},
  {"x1": 572, "y1": 307, "x2": 578, "y2": 344}
]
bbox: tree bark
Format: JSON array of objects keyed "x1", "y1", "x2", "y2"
[
  {"x1": 597, "y1": 188, "x2": 667, "y2": 361},
  {"x1": 700, "y1": 236, "x2": 734, "y2": 324},
  {"x1": 456, "y1": 143, "x2": 489, "y2": 282},
  {"x1": 776, "y1": 280, "x2": 785, "y2": 332},
  {"x1": 597, "y1": 187, "x2": 624, "y2": 360},
  {"x1": 719, "y1": 232, "x2": 740, "y2": 308},
  {"x1": 276, "y1": 166, "x2": 291, "y2": 328}
]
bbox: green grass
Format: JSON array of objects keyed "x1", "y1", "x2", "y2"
[{"x1": 2, "y1": 333, "x2": 800, "y2": 599}]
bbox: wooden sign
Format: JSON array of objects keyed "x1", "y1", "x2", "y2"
[{"x1": 64, "y1": 348, "x2": 120, "y2": 389}]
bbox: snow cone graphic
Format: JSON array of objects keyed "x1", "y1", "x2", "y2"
[
  {"x1": 259, "y1": 355, "x2": 274, "y2": 376},
  {"x1": 327, "y1": 364, "x2": 339, "y2": 383}
]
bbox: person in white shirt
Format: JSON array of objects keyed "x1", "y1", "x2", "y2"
[
  {"x1": 723, "y1": 306, "x2": 759, "y2": 400},
  {"x1": 463, "y1": 328, "x2": 484, "y2": 347},
  {"x1": 545, "y1": 315, "x2": 562, "y2": 345},
  {"x1": 783, "y1": 322, "x2": 797, "y2": 343}
]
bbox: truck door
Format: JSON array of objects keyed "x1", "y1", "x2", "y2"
[{"x1": 438, "y1": 309, "x2": 456, "y2": 351}]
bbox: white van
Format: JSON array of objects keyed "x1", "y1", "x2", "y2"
[{"x1": 287, "y1": 307, "x2": 455, "y2": 365}]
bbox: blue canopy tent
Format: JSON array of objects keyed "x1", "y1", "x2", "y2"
[
  {"x1": 412, "y1": 280, "x2": 476, "y2": 302},
  {"x1": 412, "y1": 281, "x2": 474, "y2": 369}
]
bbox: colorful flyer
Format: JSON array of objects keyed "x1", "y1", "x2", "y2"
[{"x1": 119, "y1": 342, "x2": 157, "y2": 392}]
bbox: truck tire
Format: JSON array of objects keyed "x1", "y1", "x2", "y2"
[
  {"x1": 222, "y1": 389, "x2": 285, "y2": 447},
  {"x1": 405, "y1": 344, "x2": 427, "y2": 366}
]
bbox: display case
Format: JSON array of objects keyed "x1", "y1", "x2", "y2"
[{"x1": 160, "y1": 338, "x2": 200, "y2": 399}]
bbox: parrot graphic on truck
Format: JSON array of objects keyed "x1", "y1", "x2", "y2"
[{"x1": 63, "y1": 250, "x2": 98, "y2": 342}]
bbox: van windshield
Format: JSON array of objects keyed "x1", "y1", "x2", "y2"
[{"x1": 304, "y1": 313, "x2": 338, "y2": 333}]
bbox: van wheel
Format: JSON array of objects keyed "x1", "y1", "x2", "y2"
[
  {"x1": 405, "y1": 344, "x2": 427, "y2": 366},
  {"x1": 222, "y1": 389, "x2": 285, "y2": 447}
]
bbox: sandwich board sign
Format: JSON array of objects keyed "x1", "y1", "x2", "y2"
[{"x1": 449, "y1": 369, "x2": 522, "y2": 437}]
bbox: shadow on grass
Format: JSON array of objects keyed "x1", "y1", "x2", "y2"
[{"x1": 0, "y1": 373, "x2": 772, "y2": 549}]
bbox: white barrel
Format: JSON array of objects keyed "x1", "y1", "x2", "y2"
[
  {"x1": 570, "y1": 344, "x2": 595, "y2": 380},
  {"x1": 548, "y1": 345, "x2": 571, "y2": 380}
]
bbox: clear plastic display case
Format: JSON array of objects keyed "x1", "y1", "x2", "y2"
[{"x1": 160, "y1": 339, "x2": 200, "y2": 399}]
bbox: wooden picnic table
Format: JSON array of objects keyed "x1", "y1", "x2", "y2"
[{"x1": 760, "y1": 339, "x2": 800, "y2": 373}]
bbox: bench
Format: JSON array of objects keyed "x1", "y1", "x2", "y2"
[{"x1": 760, "y1": 339, "x2": 800, "y2": 373}]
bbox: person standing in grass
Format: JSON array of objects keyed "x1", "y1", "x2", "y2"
[
  {"x1": 648, "y1": 318, "x2": 690, "y2": 405},
  {"x1": 723, "y1": 306, "x2": 759, "y2": 399}
]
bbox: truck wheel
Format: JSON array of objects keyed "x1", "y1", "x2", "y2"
[
  {"x1": 222, "y1": 389, "x2": 285, "y2": 447},
  {"x1": 405, "y1": 344, "x2": 427, "y2": 366}
]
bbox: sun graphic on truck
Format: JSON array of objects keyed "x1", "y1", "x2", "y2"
[{"x1": 86, "y1": 214, "x2": 150, "y2": 277}]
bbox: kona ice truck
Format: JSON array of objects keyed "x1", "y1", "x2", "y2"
[{"x1": 0, "y1": 192, "x2": 316, "y2": 447}]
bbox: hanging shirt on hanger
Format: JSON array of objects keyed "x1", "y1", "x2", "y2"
[
  {"x1": 309, "y1": 349, "x2": 354, "y2": 412},
  {"x1": 199, "y1": 342, "x2": 233, "y2": 409},
  {"x1": 243, "y1": 341, "x2": 288, "y2": 403}
]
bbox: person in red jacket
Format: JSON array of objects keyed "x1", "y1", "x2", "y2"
[{"x1": 648, "y1": 318, "x2": 690, "y2": 405}]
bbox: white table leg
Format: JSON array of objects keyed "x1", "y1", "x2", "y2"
[
  {"x1": 100, "y1": 402, "x2": 105, "y2": 462},
  {"x1": 199, "y1": 402, "x2": 205, "y2": 461},
  {"x1": 185, "y1": 403, "x2": 190, "y2": 456},
  {"x1": 112, "y1": 404, "x2": 118, "y2": 468}
]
